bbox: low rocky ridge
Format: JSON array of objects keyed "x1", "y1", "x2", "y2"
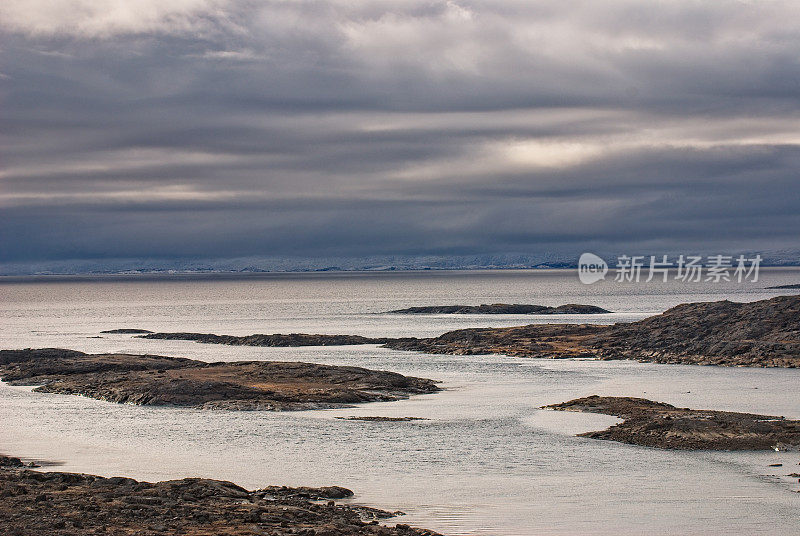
[
  {"x1": 139, "y1": 332, "x2": 392, "y2": 346},
  {"x1": 0, "y1": 467, "x2": 440, "y2": 536},
  {"x1": 589, "y1": 295, "x2": 800, "y2": 366},
  {"x1": 0, "y1": 456, "x2": 40, "y2": 469},
  {"x1": 544, "y1": 395, "x2": 800, "y2": 450},
  {"x1": 766, "y1": 283, "x2": 800, "y2": 289},
  {"x1": 0, "y1": 349, "x2": 440, "y2": 410},
  {"x1": 386, "y1": 303, "x2": 611, "y2": 314},
  {"x1": 112, "y1": 296, "x2": 799, "y2": 367},
  {"x1": 0, "y1": 348, "x2": 197, "y2": 384},
  {"x1": 100, "y1": 328, "x2": 154, "y2": 334},
  {"x1": 335, "y1": 416, "x2": 428, "y2": 422},
  {"x1": 384, "y1": 323, "x2": 608, "y2": 358},
  {"x1": 385, "y1": 295, "x2": 800, "y2": 367}
]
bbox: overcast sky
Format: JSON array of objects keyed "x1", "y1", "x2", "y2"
[{"x1": 2, "y1": 0, "x2": 799, "y2": 270}]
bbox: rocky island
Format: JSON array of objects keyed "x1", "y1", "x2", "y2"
[
  {"x1": 335, "y1": 416, "x2": 428, "y2": 422},
  {"x1": 385, "y1": 295, "x2": 800, "y2": 367},
  {"x1": 544, "y1": 395, "x2": 800, "y2": 450},
  {"x1": 384, "y1": 323, "x2": 606, "y2": 359},
  {"x1": 590, "y1": 294, "x2": 800, "y2": 366},
  {"x1": 385, "y1": 303, "x2": 611, "y2": 314},
  {"x1": 111, "y1": 295, "x2": 800, "y2": 367},
  {"x1": 100, "y1": 328, "x2": 154, "y2": 334},
  {"x1": 138, "y1": 332, "x2": 391, "y2": 346},
  {"x1": 0, "y1": 349, "x2": 439, "y2": 410},
  {"x1": 0, "y1": 466, "x2": 439, "y2": 535}
]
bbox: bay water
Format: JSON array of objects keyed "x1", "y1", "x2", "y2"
[{"x1": 1, "y1": 269, "x2": 799, "y2": 535}]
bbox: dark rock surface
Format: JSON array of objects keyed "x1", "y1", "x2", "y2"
[
  {"x1": 766, "y1": 283, "x2": 800, "y2": 289},
  {"x1": 258, "y1": 485, "x2": 355, "y2": 500},
  {"x1": 100, "y1": 328, "x2": 154, "y2": 334},
  {"x1": 384, "y1": 323, "x2": 607, "y2": 358},
  {"x1": 544, "y1": 395, "x2": 800, "y2": 450},
  {"x1": 589, "y1": 295, "x2": 800, "y2": 366},
  {"x1": 385, "y1": 295, "x2": 800, "y2": 367},
  {"x1": 386, "y1": 303, "x2": 611, "y2": 314},
  {"x1": 335, "y1": 416, "x2": 429, "y2": 422},
  {"x1": 0, "y1": 456, "x2": 24, "y2": 468},
  {"x1": 139, "y1": 332, "x2": 391, "y2": 346},
  {"x1": 0, "y1": 349, "x2": 197, "y2": 384},
  {"x1": 0, "y1": 349, "x2": 440, "y2": 410},
  {"x1": 0, "y1": 468, "x2": 440, "y2": 536}
]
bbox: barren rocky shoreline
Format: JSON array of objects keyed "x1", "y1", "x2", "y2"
[
  {"x1": 385, "y1": 303, "x2": 610, "y2": 314},
  {"x1": 386, "y1": 295, "x2": 800, "y2": 367},
  {"x1": 138, "y1": 332, "x2": 393, "y2": 346},
  {"x1": 0, "y1": 465, "x2": 440, "y2": 536},
  {"x1": 0, "y1": 349, "x2": 440, "y2": 410},
  {"x1": 117, "y1": 295, "x2": 800, "y2": 368},
  {"x1": 545, "y1": 396, "x2": 800, "y2": 450}
]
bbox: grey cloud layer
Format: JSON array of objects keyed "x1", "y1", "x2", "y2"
[{"x1": 1, "y1": 0, "x2": 799, "y2": 267}]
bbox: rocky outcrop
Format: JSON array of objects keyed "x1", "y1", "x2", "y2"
[
  {"x1": 335, "y1": 416, "x2": 428, "y2": 422},
  {"x1": 0, "y1": 456, "x2": 24, "y2": 468},
  {"x1": 138, "y1": 332, "x2": 391, "y2": 346},
  {"x1": 110, "y1": 296, "x2": 800, "y2": 367},
  {"x1": 588, "y1": 295, "x2": 800, "y2": 367},
  {"x1": 385, "y1": 295, "x2": 800, "y2": 367},
  {"x1": 100, "y1": 328, "x2": 154, "y2": 334},
  {"x1": 0, "y1": 349, "x2": 197, "y2": 384},
  {"x1": 386, "y1": 303, "x2": 611, "y2": 314},
  {"x1": 766, "y1": 283, "x2": 800, "y2": 289},
  {"x1": 0, "y1": 349, "x2": 440, "y2": 410},
  {"x1": 258, "y1": 485, "x2": 355, "y2": 500},
  {"x1": 0, "y1": 468, "x2": 440, "y2": 536},
  {"x1": 384, "y1": 323, "x2": 607, "y2": 358},
  {"x1": 544, "y1": 395, "x2": 800, "y2": 450}
]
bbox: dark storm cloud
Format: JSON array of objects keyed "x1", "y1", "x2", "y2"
[{"x1": 1, "y1": 0, "x2": 800, "y2": 270}]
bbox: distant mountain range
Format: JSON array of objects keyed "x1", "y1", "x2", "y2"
[{"x1": 1, "y1": 250, "x2": 799, "y2": 276}]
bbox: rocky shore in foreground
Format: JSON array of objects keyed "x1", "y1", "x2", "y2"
[
  {"x1": 544, "y1": 395, "x2": 800, "y2": 450},
  {"x1": 0, "y1": 466, "x2": 440, "y2": 536},
  {"x1": 385, "y1": 303, "x2": 611, "y2": 314},
  {"x1": 0, "y1": 349, "x2": 439, "y2": 410},
  {"x1": 385, "y1": 295, "x2": 800, "y2": 367}
]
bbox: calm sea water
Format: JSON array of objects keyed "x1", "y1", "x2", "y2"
[{"x1": 1, "y1": 269, "x2": 799, "y2": 535}]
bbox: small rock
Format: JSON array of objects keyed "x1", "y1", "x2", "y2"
[{"x1": 0, "y1": 456, "x2": 24, "y2": 468}]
